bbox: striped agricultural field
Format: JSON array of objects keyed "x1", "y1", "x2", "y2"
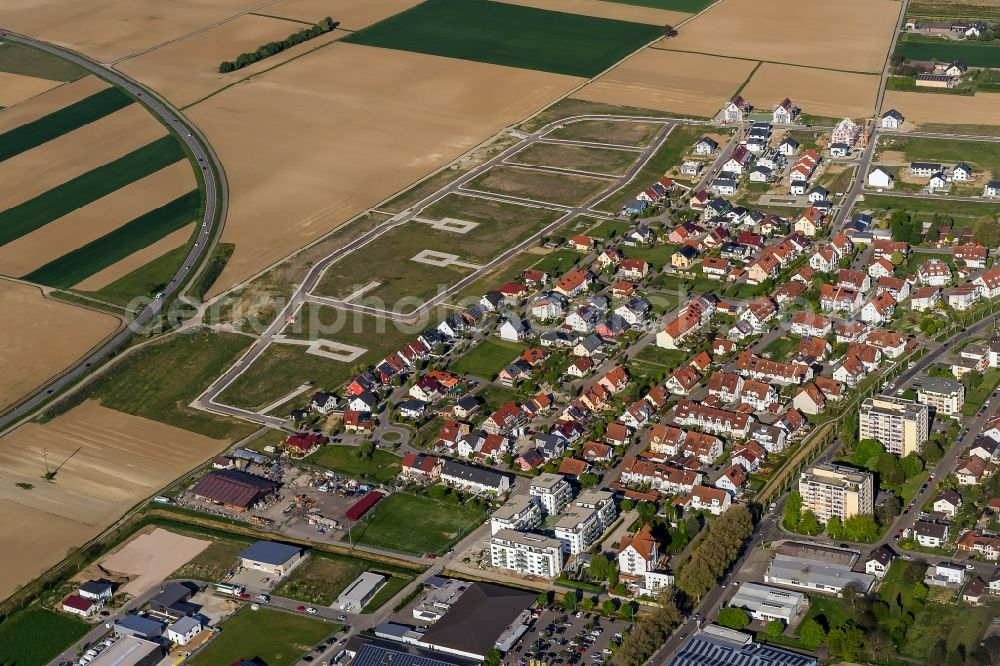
[
  {"x1": 0, "y1": 75, "x2": 108, "y2": 134},
  {"x1": 0, "y1": 103, "x2": 167, "y2": 213},
  {"x1": 0, "y1": 135, "x2": 186, "y2": 247},
  {"x1": 0, "y1": 161, "x2": 196, "y2": 277},
  {"x1": 22, "y1": 189, "x2": 202, "y2": 288},
  {"x1": 0, "y1": 86, "x2": 133, "y2": 162}
]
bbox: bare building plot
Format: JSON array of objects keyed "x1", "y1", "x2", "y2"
[
  {"x1": 574, "y1": 49, "x2": 758, "y2": 118},
  {"x1": 661, "y1": 0, "x2": 902, "y2": 74},
  {"x1": 186, "y1": 42, "x2": 581, "y2": 297},
  {"x1": 739, "y1": 63, "x2": 880, "y2": 119},
  {"x1": 99, "y1": 528, "x2": 210, "y2": 596},
  {"x1": 883, "y1": 90, "x2": 1000, "y2": 128},
  {"x1": 0, "y1": 279, "x2": 120, "y2": 411},
  {"x1": 0, "y1": 401, "x2": 227, "y2": 600}
]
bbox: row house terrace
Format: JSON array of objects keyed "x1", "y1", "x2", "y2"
[
  {"x1": 619, "y1": 456, "x2": 703, "y2": 494},
  {"x1": 734, "y1": 351, "x2": 812, "y2": 385},
  {"x1": 672, "y1": 399, "x2": 752, "y2": 439}
]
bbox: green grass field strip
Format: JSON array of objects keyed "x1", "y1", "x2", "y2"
[
  {"x1": 23, "y1": 190, "x2": 200, "y2": 288},
  {"x1": 86, "y1": 243, "x2": 190, "y2": 306},
  {"x1": 0, "y1": 608, "x2": 90, "y2": 666},
  {"x1": 0, "y1": 42, "x2": 88, "y2": 81},
  {"x1": 0, "y1": 87, "x2": 133, "y2": 162},
  {"x1": 0, "y1": 135, "x2": 186, "y2": 246},
  {"x1": 896, "y1": 35, "x2": 1000, "y2": 68},
  {"x1": 342, "y1": 0, "x2": 662, "y2": 78}
]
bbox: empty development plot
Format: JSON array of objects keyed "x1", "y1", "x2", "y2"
[
  {"x1": 265, "y1": 0, "x2": 423, "y2": 29},
  {"x1": 0, "y1": 0, "x2": 269, "y2": 64},
  {"x1": 547, "y1": 119, "x2": 664, "y2": 147},
  {"x1": 467, "y1": 165, "x2": 613, "y2": 206},
  {"x1": 0, "y1": 279, "x2": 120, "y2": 413},
  {"x1": 353, "y1": 492, "x2": 486, "y2": 555},
  {"x1": 0, "y1": 161, "x2": 195, "y2": 277},
  {"x1": 883, "y1": 90, "x2": 1000, "y2": 128},
  {"x1": 342, "y1": 0, "x2": 662, "y2": 78},
  {"x1": 740, "y1": 63, "x2": 880, "y2": 119},
  {"x1": 187, "y1": 42, "x2": 580, "y2": 297},
  {"x1": 99, "y1": 528, "x2": 210, "y2": 596},
  {"x1": 509, "y1": 142, "x2": 640, "y2": 176},
  {"x1": 0, "y1": 72, "x2": 61, "y2": 107},
  {"x1": 661, "y1": 0, "x2": 901, "y2": 73},
  {"x1": 574, "y1": 49, "x2": 756, "y2": 118},
  {"x1": 116, "y1": 13, "x2": 343, "y2": 107},
  {"x1": 494, "y1": 0, "x2": 690, "y2": 25},
  {"x1": 0, "y1": 75, "x2": 107, "y2": 134},
  {"x1": 0, "y1": 401, "x2": 226, "y2": 600},
  {"x1": 0, "y1": 104, "x2": 167, "y2": 215}
]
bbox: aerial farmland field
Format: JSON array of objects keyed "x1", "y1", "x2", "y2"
[
  {"x1": 883, "y1": 89, "x2": 1000, "y2": 128},
  {"x1": 739, "y1": 63, "x2": 881, "y2": 119},
  {"x1": 895, "y1": 34, "x2": 1000, "y2": 68},
  {"x1": 0, "y1": 72, "x2": 61, "y2": 108},
  {"x1": 342, "y1": 0, "x2": 663, "y2": 77},
  {"x1": 0, "y1": 75, "x2": 107, "y2": 133},
  {"x1": 494, "y1": 0, "x2": 691, "y2": 25}
]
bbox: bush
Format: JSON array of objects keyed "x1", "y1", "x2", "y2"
[{"x1": 717, "y1": 607, "x2": 750, "y2": 630}]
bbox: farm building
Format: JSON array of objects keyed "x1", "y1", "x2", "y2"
[
  {"x1": 190, "y1": 469, "x2": 280, "y2": 511},
  {"x1": 347, "y1": 490, "x2": 385, "y2": 521},
  {"x1": 238, "y1": 540, "x2": 305, "y2": 577}
]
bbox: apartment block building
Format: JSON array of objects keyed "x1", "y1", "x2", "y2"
[
  {"x1": 489, "y1": 495, "x2": 542, "y2": 536},
  {"x1": 529, "y1": 473, "x2": 573, "y2": 515},
  {"x1": 799, "y1": 463, "x2": 874, "y2": 523},
  {"x1": 917, "y1": 376, "x2": 965, "y2": 417},
  {"x1": 554, "y1": 490, "x2": 617, "y2": 555},
  {"x1": 859, "y1": 396, "x2": 929, "y2": 457},
  {"x1": 490, "y1": 529, "x2": 563, "y2": 578}
]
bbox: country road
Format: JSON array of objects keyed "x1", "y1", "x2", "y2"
[{"x1": 0, "y1": 31, "x2": 227, "y2": 435}]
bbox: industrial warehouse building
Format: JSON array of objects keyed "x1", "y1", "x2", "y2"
[
  {"x1": 238, "y1": 540, "x2": 305, "y2": 577},
  {"x1": 727, "y1": 582, "x2": 806, "y2": 624},
  {"x1": 190, "y1": 469, "x2": 280, "y2": 511},
  {"x1": 337, "y1": 572, "x2": 387, "y2": 612}
]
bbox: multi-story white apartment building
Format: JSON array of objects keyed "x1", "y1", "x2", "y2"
[
  {"x1": 554, "y1": 490, "x2": 617, "y2": 555},
  {"x1": 799, "y1": 463, "x2": 874, "y2": 523},
  {"x1": 529, "y1": 473, "x2": 573, "y2": 515},
  {"x1": 490, "y1": 529, "x2": 563, "y2": 578},
  {"x1": 489, "y1": 495, "x2": 542, "y2": 535},
  {"x1": 917, "y1": 376, "x2": 965, "y2": 416},
  {"x1": 859, "y1": 396, "x2": 929, "y2": 457}
]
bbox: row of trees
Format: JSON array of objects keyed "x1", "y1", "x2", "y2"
[
  {"x1": 218, "y1": 17, "x2": 339, "y2": 73},
  {"x1": 611, "y1": 589, "x2": 681, "y2": 666},
  {"x1": 675, "y1": 505, "x2": 754, "y2": 600}
]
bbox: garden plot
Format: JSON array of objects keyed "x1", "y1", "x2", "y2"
[
  {"x1": 661, "y1": 0, "x2": 901, "y2": 73},
  {"x1": 574, "y1": 49, "x2": 757, "y2": 118}
]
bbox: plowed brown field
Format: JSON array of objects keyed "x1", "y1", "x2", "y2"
[
  {"x1": 740, "y1": 64, "x2": 880, "y2": 119},
  {"x1": 0, "y1": 71, "x2": 62, "y2": 107}
]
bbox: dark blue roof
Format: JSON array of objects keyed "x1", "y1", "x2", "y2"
[{"x1": 239, "y1": 540, "x2": 302, "y2": 565}]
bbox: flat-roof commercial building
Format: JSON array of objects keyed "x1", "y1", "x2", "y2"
[
  {"x1": 554, "y1": 490, "x2": 617, "y2": 556},
  {"x1": 88, "y1": 637, "x2": 163, "y2": 666},
  {"x1": 413, "y1": 578, "x2": 471, "y2": 622},
  {"x1": 669, "y1": 625, "x2": 817, "y2": 666},
  {"x1": 419, "y1": 582, "x2": 536, "y2": 660},
  {"x1": 727, "y1": 583, "x2": 806, "y2": 624},
  {"x1": 859, "y1": 396, "x2": 929, "y2": 457},
  {"x1": 113, "y1": 615, "x2": 164, "y2": 641},
  {"x1": 529, "y1": 473, "x2": 573, "y2": 514},
  {"x1": 490, "y1": 529, "x2": 564, "y2": 578},
  {"x1": 347, "y1": 637, "x2": 479, "y2": 666},
  {"x1": 799, "y1": 463, "x2": 874, "y2": 522},
  {"x1": 337, "y1": 572, "x2": 387, "y2": 612},
  {"x1": 490, "y1": 495, "x2": 542, "y2": 535},
  {"x1": 239, "y1": 540, "x2": 304, "y2": 577},
  {"x1": 918, "y1": 376, "x2": 965, "y2": 416},
  {"x1": 764, "y1": 549, "x2": 874, "y2": 596}
]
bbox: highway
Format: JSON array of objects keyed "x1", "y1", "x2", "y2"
[{"x1": 0, "y1": 31, "x2": 227, "y2": 435}]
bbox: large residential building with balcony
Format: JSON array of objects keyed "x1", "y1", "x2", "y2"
[
  {"x1": 859, "y1": 396, "x2": 929, "y2": 457},
  {"x1": 799, "y1": 463, "x2": 874, "y2": 523},
  {"x1": 489, "y1": 495, "x2": 542, "y2": 535},
  {"x1": 529, "y1": 473, "x2": 573, "y2": 515},
  {"x1": 917, "y1": 377, "x2": 965, "y2": 416},
  {"x1": 554, "y1": 490, "x2": 617, "y2": 555},
  {"x1": 489, "y1": 529, "x2": 563, "y2": 578}
]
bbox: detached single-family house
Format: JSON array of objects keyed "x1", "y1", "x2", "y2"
[
  {"x1": 881, "y1": 109, "x2": 904, "y2": 129},
  {"x1": 868, "y1": 167, "x2": 894, "y2": 189}
]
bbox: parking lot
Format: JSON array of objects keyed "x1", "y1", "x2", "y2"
[{"x1": 503, "y1": 607, "x2": 629, "y2": 666}]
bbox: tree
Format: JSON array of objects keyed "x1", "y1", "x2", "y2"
[
  {"x1": 662, "y1": 24, "x2": 678, "y2": 37},
  {"x1": 852, "y1": 438, "x2": 885, "y2": 466},
  {"x1": 798, "y1": 510, "x2": 821, "y2": 535},
  {"x1": 637, "y1": 500, "x2": 657, "y2": 524},
  {"x1": 484, "y1": 648, "x2": 502, "y2": 666},
  {"x1": 538, "y1": 591, "x2": 551, "y2": 606},
  {"x1": 900, "y1": 452, "x2": 924, "y2": 478},
  {"x1": 889, "y1": 250, "x2": 904, "y2": 265},
  {"x1": 876, "y1": 452, "x2": 905, "y2": 486},
  {"x1": 799, "y1": 618, "x2": 827, "y2": 649},
  {"x1": 783, "y1": 490, "x2": 802, "y2": 530},
  {"x1": 612, "y1": 590, "x2": 681, "y2": 665},
  {"x1": 766, "y1": 619, "x2": 785, "y2": 639},
  {"x1": 876, "y1": 494, "x2": 901, "y2": 526},
  {"x1": 717, "y1": 607, "x2": 750, "y2": 630},
  {"x1": 608, "y1": 565, "x2": 619, "y2": 589},
  {"x1": 580, "y1": 597, "x2": 595, "y2": 611},
  {"x1": 974, "y1": 219, "x2": 1000, "y2": 248},
  {"x1": 912, "y1": 581, "x2": 929, "y2": 602},
  {"x1": 564, "y1": 590, "x2": 579, "y2": 609},
  {"x1": 602, "y1": 599, "x2": 617, "y2": 615},
  {"x1": 590, "y1": 554, "x2": 611, "y2": 581},
  {"x1": 620, "y1": 498, "x2": 635, "y2": 512},
  {"x1": 579, "y1": 472, "x2": 600, "y2": 488}
]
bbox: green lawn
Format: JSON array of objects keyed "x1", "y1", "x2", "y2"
[
  {"x1": 0, "y1": 87, "x2": 132, "y2": 163},
  {"x1": 532, "y1": 248, "x2": 584, "y2": 274},
  {"x1": 477, "y1": 383, "x2": 523, "y2": 411},
  {"x1": 796, "y1": 595, "x2": 853, "y2": 636},
  {"x1": 189, "y1": 607, "x2": 332, "y2": 666},
  {"x1": 0, "y1": 41, "x2": 87, "y2": 80},
  {"x1": 343, "y1": 0, "x2": 662, "y2": 77},
  {"x1": 896, "y1": 33, "x2": 1000, "y2": 68},
  {"x1": 84, "y1": 244, "x2": 191, "y2": 306},
  {"x1": 595, "y1": 124, "x2": 703, "y2": 213},
  {"x1": 0, "y1": 608, "x2": 90, "y2": 666},
  {"x1": 271, "y1": 554, "x2": 367, "y2": 606},
  {"x1": 510, "y1": 142, "x2": 640, "y2": 176},
  {"x1": 24, "y1": 190, "x2": 200, "y2": 287},
  {"x1": 900, "y1": 470, "x2": 931, "y2": 504},
  {"x1": 762, "y1": 334, "x2": 801, "y2": 362},
  {"x1": 587, "y1": 219, "x2": 631, "y2": 240},
  {"x1": 886, "y1": 135, "x2": 1000, "y2": 177},
  {"x1": 862, "y1": 194, "x2": 1000, "y2": 220},
  {"x1": 361, "y1": 575, "x2": 410, "y2": 613},
  {"x1": 62, "y1": 329, "x2": 256, "y2": 440},
  {"x1": 548, "y1": 119, "x2": 664, "y2": 147},
  {"x1": 352, "y1": 492, "x2": 487, "y2": 555},
  {"x1": 963, "y1": 368, "x2": 1000, "y2": 414},
  {"x1": 170, "y1": 533, "x2": 248, "y2": 581},
  {"x1": 623, "y1": 243, "x2": 680, "y2": 270},
  {"x1": 0, "y1": 136, "x2": 188, "y2": 245},
  {"x1": 451, "y1": 338, "x2": 526, "y2": 378},
  {"x1": 633, "y1": 345, "x2": 689, "y2": 369},
  {"x1": 307, "y1": 445, "x2": 402, "y2": 483}
]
